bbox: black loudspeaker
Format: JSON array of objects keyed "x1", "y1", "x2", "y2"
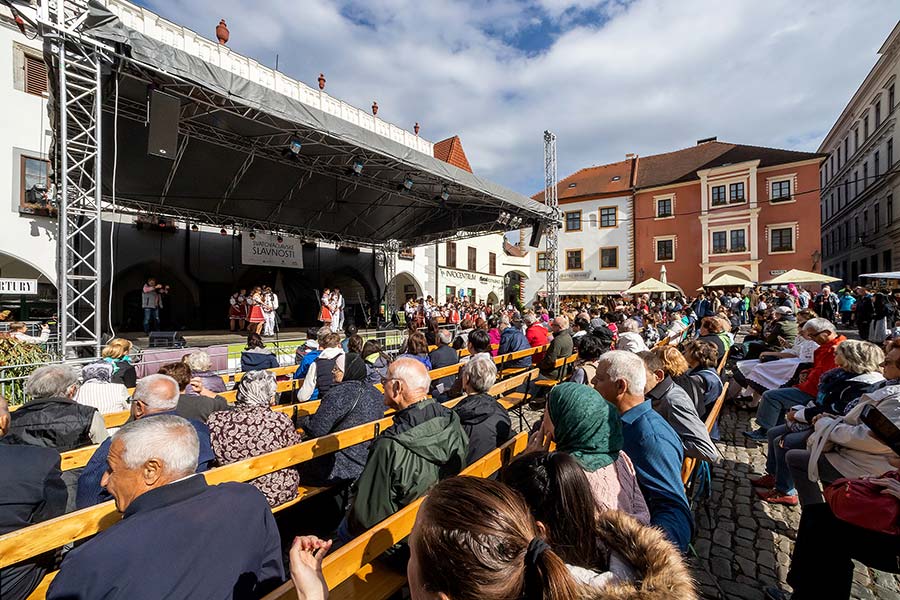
[
  {"x1": 148, "y1": 331, "x2": 186, "y2": 349},
  {"x1": 147, "y1": 90, "x2": 180, "y2": 159},
  {"x1": 528, "y1": 220, "x2": 547, "y2": 248}
]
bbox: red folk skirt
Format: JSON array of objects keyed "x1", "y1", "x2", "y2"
[
  {"x1": 319, "y1": 305, "x2": 332, "y2": 323},
  {"x1": 248, "y1": 305, "x2": 265, "y2": 323}
]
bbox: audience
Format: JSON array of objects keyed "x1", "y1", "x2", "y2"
[
  {"x1": 428, "y1": 329, "x2": 458, "y2": 398},
  {"x1": 181, "y1": 350, "x2": 226, "y2": 395},
  {"x1": 682, "y1": 340, "x2": 724, "y2": 437},
  {"x1": 157, "y1": 361, "x2": 229, "y2": 423},
  {"x1": 615, "y1": 318, "x2": 649, "y2": 353},
  {"x1": 361, "y1": 340, "x2": 390, "y2": 386},
  {"x1": 0, "y1": 396, "x2": 67, "y2": 600},
  {"x1": 593, "y1": 351, "x2": 693, "y2": 552},
  {"x1": 539, "y1": 315, "x2": 574, "y2": 380},
  {"x1": 497, "y1": 316, "x2": 532, "y2": 368},
  {"x1": 398, "y1": 331, "x2": 432, "y2": 369},
  {"x1": 453, "y1": 354, "x2": 513, "y2": 465},
  {"x1": 525, "y1": 312, "x2": 550, "y2": 364},
  {"x1": 535, "y1": 381, "x2": 650, "y2": 524},
  {"x1": 696, "y1": 316, "x2": 727, "y2": 361},
  {"x1": 339, "y1": 358, "x2": 467, "y2": 540},
  {"x1": 297, "y1": 332, "x2": 344, "y2": 401},
  {"x1": 207, "y1": 370, "x2": 302, "y2": 508},
  {"x1": 641, "y1": 349, "x2": 720, "y2": 463},
  {"x1": 74, "y1": 361, "x2": 130, "y2": 415},
  {"x1": 240, "y1": 332, "x2": 279, "y2": 372},
  {"x1": 570, "y1": 335, "x2": 603, "y2": 385},
  {"x1": 49, "y1": 416, "x2": 283, "y2": 599},
  {"x1": 100, "y1": 338, "x2": 138, "y2": 388},
  {"x1": 76, "y1": 374, "x2": 215, "y2": 508}
]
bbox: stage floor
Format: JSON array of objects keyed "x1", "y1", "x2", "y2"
[{"x1": 120, "y1": 327, "x2": 395, "y2": 350}]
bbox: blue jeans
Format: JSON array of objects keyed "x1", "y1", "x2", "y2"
[
  {"x1": 143, "y1": 307, "x2": 159, "y2": 334},
  {"x1": 765, "y1": 424, "x2": 813, "y2": 494},
  {"x1": 756, "y1": 387, "x2": 813, "y2": 430}
]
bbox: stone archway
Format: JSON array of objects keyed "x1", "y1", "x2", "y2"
[
  {"x1": 706, "y1": 266, "x2": 755, "y2": 286},
  {"x1": 389, "y1": 271, "x2": 424, "y2": 304},
  {"x1": 504, "y1": 270, "x2": 528, "y2": 308}
]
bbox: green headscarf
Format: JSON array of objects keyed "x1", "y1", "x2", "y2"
[{"x1": 548, "y1": 382, "x2": 623, "y2": 472}]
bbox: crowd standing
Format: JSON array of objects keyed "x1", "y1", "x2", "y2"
[{"x1": 0, "y1": 281, "x2": 898, "y2": 600}]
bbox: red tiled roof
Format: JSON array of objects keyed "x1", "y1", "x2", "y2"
[
  {"x1": 504, "y1": 239, "x2": 528, "y2": 257},
  {"x1": 635, "y1": 141, "x2": 824, "y2": 189},
  {"x1": 433, "y1": 136, "x2": 473, "y2": 173},
  {"x1": 533, "y1": 158, "x2": 634, "y2": 202}
]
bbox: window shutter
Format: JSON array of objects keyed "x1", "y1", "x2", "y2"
[{"x1": 24, "y1": 54, "x2": 48, "y2": 97}]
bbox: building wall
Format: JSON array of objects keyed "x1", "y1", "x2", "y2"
[
  {"x1": 0, "y1": 15, "x2": 57, "y2": 286},
  {"x1": 820, "y1": 24, "x2": 899, "y2": 284}
]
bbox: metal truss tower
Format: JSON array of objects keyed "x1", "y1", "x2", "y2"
[
  {"x1": 543, "y1": 130, "x2": 560, "y2": 316},
  {"x1": 40, "y1": 0, "x2": 110, "y2": 357},
  {"x1": 382, "y1": 240, "x2": 400, "y2": 320}
]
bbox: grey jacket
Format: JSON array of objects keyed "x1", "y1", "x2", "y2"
[{"x1": 647, "y1": 376, "x2": 719, "y2": 463}]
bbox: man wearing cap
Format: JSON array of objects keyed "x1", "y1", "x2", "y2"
[
  {"x1": 744, "y1": 317, "x2": 845, "y2": 441},
  {"x1": 745, "y1": 306, "x2": 798, "y2": 360},
  {"x1": 774, "y1": 286, "x2": 796, "y2": 312}
]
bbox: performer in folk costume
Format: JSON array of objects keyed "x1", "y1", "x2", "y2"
[
  {"x1": 229, "y1": 288, "x2": 247, "y2": 331},
  {"x1": 319, "y1": 288, "x2": 333, "y2": 330},
  {"x1": 247, "y1": 287, "x2": 266, "y2": 335},
  {"x1": 262, "y1": 286, "x2": 279, "y2": 336},
  {"x1": 333, "y1": 288, "x2": 345, "y2": 333}
]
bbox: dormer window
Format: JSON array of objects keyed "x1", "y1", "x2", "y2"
[
  {"x1": 611, "y1": 176, "x2": 621, "y2": 181},
  {"x1": 567, "y1": 183, "x2": 577, "y2": 188}
]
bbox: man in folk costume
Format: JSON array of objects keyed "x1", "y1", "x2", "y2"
[
  {"x1": 263, "y1": 287, "x2": 279, "y2": 337},
  {"x1": 334, "y1": 288, "x2": 345, "y2": 334}
]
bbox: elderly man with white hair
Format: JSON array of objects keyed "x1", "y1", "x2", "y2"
[
  {"x1": 48, "y1": 416, "x2": 284, "y2": 600},
  {"x1": 75, "y1": 374, "x2": 215, "y2": 509},
  {"x1": 339, "y1": 357, "x2": 468, "y2": 540},
  {"x1": 593, "y1": 350, "x2": 693, "y2": 552}
]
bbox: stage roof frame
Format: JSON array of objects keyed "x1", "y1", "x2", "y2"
[{"x1": 61, "y1": 1, "x2": 554, "y2": 248}]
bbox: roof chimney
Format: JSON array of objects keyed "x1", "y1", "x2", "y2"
[
  {"x1": 625, "y1": 153, "x2": 634, "y2": 159},
  {"x1": 697, "y1": 136, "x2": 717, "y2": 145}
]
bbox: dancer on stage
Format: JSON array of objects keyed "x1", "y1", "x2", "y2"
[
  {"x1": 247, "y1": 287, "x2": 266, "y2": 335},
  {"x1": 319, "y1": 288, "x2": 333, "y2": 331},
  {"x1": 229, "y1": 288, "x2": 247, "y2": 332},
  {"x1": 333, "y1": 288, "x2": 345, "y2": 333},
  {"x1": 263, "y1": 286, "x2": 279, "y2": 336}
]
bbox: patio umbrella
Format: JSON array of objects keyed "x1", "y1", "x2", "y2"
[
  {"x1": 762, "y1": 269, "x2": 840, "y2": 285},
  {"x1": 705, "y1": 273, "x2": 754, "y2": 288},
  {"x1": 623, "y1": 278, "x2": 680, "y2": 295}
]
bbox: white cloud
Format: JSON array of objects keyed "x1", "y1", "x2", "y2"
[{"x1": 143, "y1": 0, "x2": 896, "y2": 194}]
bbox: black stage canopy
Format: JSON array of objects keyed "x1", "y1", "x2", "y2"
[{"x1": 67, "y1": 2, "x2": 552, "y2": 247}]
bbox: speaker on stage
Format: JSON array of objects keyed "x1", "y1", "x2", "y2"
[
  {"x1": 147, "y1": 89, "x2": 180, "y2": 159},
  {"x1": 528, "y1": 219, "x2": 547, "y2": 248},
  {"x1": 148, "y1": 331, "x2": 186, "y2": 349}
]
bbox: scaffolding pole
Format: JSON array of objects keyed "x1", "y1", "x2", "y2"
[{"x1": 543, "y1": 130, "x2": 560, "y2": 316}]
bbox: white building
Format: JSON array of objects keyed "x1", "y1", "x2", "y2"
[
  {"x1": 0, "y1": 7, "x2": 57, "y2": 317},
  {"x1": 820, "y1": 21, "x2": 899, "y2": 283},
  {"x1": 523, "y1": 157, "x2": 636, "y2": 304}
]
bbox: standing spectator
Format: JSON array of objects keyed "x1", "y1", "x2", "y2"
[
  {"x1": 208, "y1": 370, "x2": 302, "y2": 507},
  {"x1": 454, "y1": 355, "x2": 512, "y2": 465},
  {"x1": 593, "y1": 351, "x2": 693, "y2": 552},
  {"x1": 156, "y1": 362, "x2": 229, "y2": 423},
  {"x1": 856, "y1": 286, "x2": 875, "y2": 342},
  {"x1": 50, "y1": 416, "x2": 284, "y2": 600},
  {"x1": 7, "y1": 321, "x2": 49, "y2": 344},
  {"x1": 525, "y1": 312, "x2": 549, "y2": 364},
  {"x1": 839, "y1": 289, "x2": 857, "y2": 326},
  {"x1": 75, "y1": 362, "x2": 130, "y2": 415},
  {"x1": 141, "y1": 277, "x2": 166, "y2": 334},
  {"x1": 182, "y1": 350, "x2": 226, "y2": 396},
  {"x1": 297, "y1": 333, "x2": 344, "y2": 401},
  {"x1": 100, "y1": 338, "x2": 138, "y2": 388},
  {"x1": 240, "y1": 332, "x2": 279, "y2": 372},
  {"x1": 813, "y1": 285, "x2": 839, "y2": 323},
  {"x1": 339, "y1": 358, "x2": 467, "y2": 539},
  {"x1": 870, "y1": 291, "x2": 896, "y2": 343},
  {"x1": 0, "y1": 396, "x2": 68, "y2": 600}
]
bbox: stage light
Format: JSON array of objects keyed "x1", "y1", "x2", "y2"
[
  {"x1": 351, "y1": 158, "x2": 364, "y2": 175},
  {"x1": 498, "y1": 212, "x2": 511, "y2": 226},
  {"x1": 440, "y1": 184, "x2": 450, "y2": 202},
  {"x1": 288, "y1": 139, "x2": 302, "y2": 155},
  {"x1": 219, "y1": 227, "x2": 227, "y2": 236},
  {"x1": 249, "y1": 231, "x2": 256, "y2": 240},
  {"x1": 398, "y1": 176, "x2": 414, "y2": 192},
  {"x1": 190, "y1": 223, "x2": 199, "y2": 232}
]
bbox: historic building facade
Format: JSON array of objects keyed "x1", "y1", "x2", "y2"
[{"x1": 820, "y1": 22, "x2": 899, "y2": 283}]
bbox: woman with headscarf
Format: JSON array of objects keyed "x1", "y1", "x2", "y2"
[
  {"x1": 535, "y1": 382, "x2": 650, "y2": 524},
  {"x1": 75, "y1": 361, "x2": 130, "y2": 415},
  {"x1": 207, "y1": 370, "x2": 302, "y2": 508}
]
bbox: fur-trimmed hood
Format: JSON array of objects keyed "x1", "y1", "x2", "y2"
[{"x1": 592, "y1": 509, "x2": 698, "y2": 600}]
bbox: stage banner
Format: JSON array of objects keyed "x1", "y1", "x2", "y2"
[{"x1": 241, "y1": 233, "x2": 304, "y2": 269}]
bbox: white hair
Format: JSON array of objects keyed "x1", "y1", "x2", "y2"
[
  {"x1": 462, "y1": 354, "x2": 498, "y2": 394},
  {"x1": 620, "y1": 319, "x2": 641, "y2": 333},
  {"x1": 553, "y1": 315, "x2": 570, "y2": 329},
  {"x1": 439, "y1": 329, "x2": 453, "y2": 345},
  {"x1": 524, "y1": 313, "x2": 538, "y2": 325},
  {"x1": 803, "y1": 318, "x2": 837, "y2": 335},
  {"x1": 182, "y1": 350, "x2": 212, "y2": 372},
  {"x1": 133, "y1": 374, "x2": 180, "y2": 410},
  {"x1": 26, "y1": 365, "x2": 79, "y2": 399},
  {"x1": 598, "y1": 350, "x2": 647, "y2": 395},
  {"x1": 390, "y1": 357, "x2": 432, "y2": 393},
  {"x1": 114, "y1": 415, "x2": 198, "y2": 477}
]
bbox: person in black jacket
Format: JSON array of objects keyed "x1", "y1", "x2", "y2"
[
  {"x1": 156, "y1": 362, "x2": 229, "y2": 423},
  {"x1": 428, "y1": 329, "x2": 459, "y2": 399},
  {"x1": 454, "y1": 354, "x2": 513, "y2": 465},
  {"x1": 0, "y1": 396, "x2": 68, "y2": 600}
]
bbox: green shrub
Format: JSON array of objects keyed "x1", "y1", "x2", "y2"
[{"x1": 0, "y1": 334, "x2": 53, "y2": 405}]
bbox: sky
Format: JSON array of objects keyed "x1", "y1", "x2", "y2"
[{"x1": 138, "y1": 0, "x2": 897, "y2": 196}]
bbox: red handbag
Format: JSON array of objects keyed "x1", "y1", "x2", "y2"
[{"x1": 824, "y1": 471, "x2": 900, "y2": 536}]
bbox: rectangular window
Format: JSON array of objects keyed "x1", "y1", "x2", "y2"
[
  {"x1": 854, "y1": 170, "x2": 859, "y2": 196},
  {"x1": 656, "y1": 239, "x2": 674, "y2": 262},
  {"x1": 771, "y1": 180, "x2": 791, "y2": 202},
  {"x1": 875, "y1": 151, "x2": 881, "y2": 178},
  {"x1": 729, "y1": 182, "x2": 745, "y2": 203},
  {"x1": 864, "y1": 163, "x2": 869, "y2": 189},
  {"x1": 566, "y1": 249, "x2": 583, "y2": 270},
  {"x1": 468, "y1": 288, "x2": 476, "y2": 302},
  {"x1": 845, "y1": 222, "x2": 850, "y2": 245},
  {"x1": 852, "y1": 261, "x2": 859, "y2": 282},
  {"x1": 537, "y1": 252, "x2": 548, "y2": 272},
  {"x1": 885, "y1": 249, "x2": 893, "y2": 271},
  {"x1": 855, "y1": 216, "x2": 860, "y2": 239},
  {"x1": 890, "y1": 195, "x2": 895, "y2": 226},
  {"x1": 830, "y1": 155, "x2": 835, "y2": 178},
  {"x1": 19, "y1": 156, "x2": 51, "y2": 215},
  {"x1": 600, "y1": 247, "x2": 618, "y2": 269},
  {"x1": 446, "y1": 242, "x2": 457, "y2": 268},
  {"x1": 599, "y1": 207, "x2": 617, "y2": 227},
  {"x1": 467, "y1": 247, "x2": 477, "y2": 271},
  {"x1": 564, "y1": 210, "x2": 582, "y2": 231},
  {"x1": 770, "y1": 227, "x2": 794, "y2": 253},
  {"x1": 837, "y1": 146, "x2": 842, "y2": 168},
  {"x1": 855, "y1": 128, "x2": 859, "y2": 152},
  {"x1": 844, "y1": 137, "x2": 849, "y2": 161},
  {"x1": 876, "y1": 99, "x2": 882, "y2": 127},
  {"x1": 656, "y1": 198, "x2": 672, "y2": 218},
  {"x1": 23, "y1": 54, "x2": 48, "y2": 97},
  {"x1": 838, "y1": 185, "x2": 843, "y2": 208},
  {"x1": 864, "y1": 114, "x2": 870, "y2": 139},
  {"x1": 864, "y1": 210, "x2": 869, "y2": 234},
  {"x1": 730, "y1": 229, "x2": 746, "y2": 251},
  {"x1": 711, "y1": 185, "x2": 726, "y2": 206},
  {"x1": 872, "y1": 254, "x2": 879, "y2": 272},
  {"x1": 861, "y1": 257, "x2": 868, "y2": 274},
  {"x1": 445, "y1": 286, "x2": 455, "y2": 302},
  {"x1": 712, "y1": 231, "x2": 727, "y2": 253},
  {"x1": 399, "y1": 247, "x2": 415, "y2": 259},
  {"x1": 889, "y1": 138, "x2": 894, "y2": 168},
  {"x1": 890, "y1": 84, "x2": 896, "y2": 113},
  {"x1": 876, "y1": 203, "x2": 881, "y2": 232},
  {"x1": 489, "y1": 252, "x2": 497, "y2": 275}
]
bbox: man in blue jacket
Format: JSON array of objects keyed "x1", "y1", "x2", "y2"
[
  {"x1": 49, "y1": 416, "x2": 283, "y2": 600},
  {"x1": 497, "y1": 317, "x2": 532, "y2": 368}
]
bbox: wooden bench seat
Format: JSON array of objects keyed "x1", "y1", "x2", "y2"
[
  {"x1": 680, "y1": 381, "x2": 729, "y2": 485},
  {"x1": 328, "y1": 561, "x2": 407, "y2": 600}
]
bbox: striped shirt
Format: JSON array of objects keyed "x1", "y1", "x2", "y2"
[{"x1": 76, "y1": 381, "x2": 130, "y2": 415}]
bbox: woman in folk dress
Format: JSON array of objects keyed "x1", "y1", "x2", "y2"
[
  {"x1": 319, "y1": 288, "x2": 333, "y2": 329},
  {"x1": 229, "y1": 288, "x2": 247, "y2": 331},
  {"x1": 247, "y1": 287, "x2": 266, "y2": 334}
]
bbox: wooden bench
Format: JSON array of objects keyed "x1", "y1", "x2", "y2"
[
  {"x1": 3, "y1": 369, "x2": 540, "y2": 579},
  {"x1": 262, "y1": 432, "x2": 531, "y2": 600},
  {"x1": 531, "y1": 353, "x2": 579, "y2": 387},
  {"x1": 716, "y1": 348, "x2": 730, "y2": 376},
  {"x1": 681, "y1": 381, "x2": 729, "y2": 485}
]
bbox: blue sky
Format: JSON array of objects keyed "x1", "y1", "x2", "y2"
[{"x1": 136, "y1": 0, "x2": 896, "y2": 196}]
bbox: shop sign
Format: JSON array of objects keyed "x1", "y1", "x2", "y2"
[
  {"x1": 560, "y1": 271, "x2": 593, "y2": 280},
  {"x1": 769, "y1": 270, "x2": 787, "y2": 276},
  {"x1": 0, "y1": 278, "x2": 38, "y2": 295},
  {"x1": 440, "y1": 268, "x2": 502, "y2": 285}
]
